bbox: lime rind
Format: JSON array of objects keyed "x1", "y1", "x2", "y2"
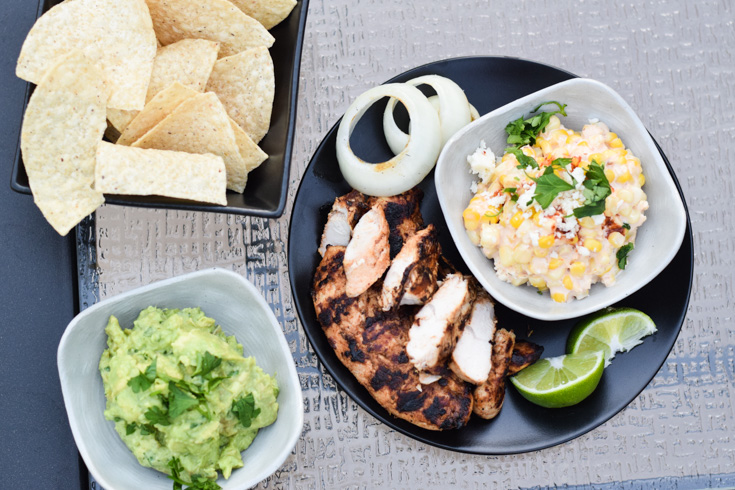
[
  {"x1": 510, "y1": 351, "x2": 605, "y2": 408},
  {"x1": 567, "y1": 307, "x2": 656, "y2": 367}
]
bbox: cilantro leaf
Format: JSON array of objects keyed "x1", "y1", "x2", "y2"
[
  {"x1": 195, "y1": 352, "x2": 222, "y2": 378},
  {"x1": 617, "y1": 243, "x2": 634, "y2": 269},
  {"x1": 504, "y1": 101, "x2": 568, "y2": 148},
  {"x1": 207, "y1": 376, "x2": 228, "y2": 392},
  {"x1": 503, "y1": 187, "x2": 518, "y2": 202},
  {"x1": 622, "y1": 222, "x2": 631, "y2": 230},
  {"x1": 144, "y1": 405, "x2": 171, "y2": 426},
  {"x1": 505, "y1": 147, "x2": 538, "y2": 169},
  {"x1": 168, "y1": 382, "x2": 199, "y2": 418},
  {"x1": 125, "y1": 423, "x2": 137, "y2": 435},
  {"x1": 573, "y1": 161, "x2": 612, "y2": 218},
  {"x1": 531, "y1": 166, "x2": 574, "y2": 208},
  {"x1": 167, "y1": 457, "x2": 222, "y2": 490},
  {"x1": 232, "y1": 393, "x2": 260, "y2": 428},
  {"x1": 127, "y1": 359, "x2": 157, "y2": 393}
]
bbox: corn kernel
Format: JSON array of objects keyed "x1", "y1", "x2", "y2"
[
  {"x1": 537, "y1": 138, "x2": 551, "y2": 155},
  {"x1": 549, "y1": 257, "x2": 563, "y2": 269},
  {"x1": 563, "y1": 275, "x2": 574, "y2": 290},
  {"x1": 618, "y1": 189, "x2": 634, "y2": 203},
  {"x1": 638, "y1": 174, "x2": 646, "y2": 186},
  {"x1": 548, "y1": 267, "x2": 564, "y2": 281},
  {"x1": 538, "y1": 235, "x2": 555, "y2": 248},
  {"x1": 552, "y1": 292, "x2": 567, "y2": 303},
  {"x1": 534, "y1": 247, "x2": 549, "y2": 258},
  {"x1": 584, "y1": 239, "x2": 603, "y2": 253},
  {"x1": 579, "y1": 216, "x2": 596, "y2": 228},
  {"x1": 533, "y1": 212, "x2": 542, "y2": 226},
  {"x1": 551, "y1": 129, "x2": 567, "y2": 141},
  {"x1": 629, "y1": 208, "x2": 641, "y2": 224},
  {"x1": 467, "y1": 230, "x2": 480, "y2": 246},
  {"x1": 629, "y1": 156, "x2": 641, "y2": 167},
  {"x1": 609, "y1": 137, "x2": 624, "y2": 148},
  {"x1": 588, "y1": 153, "x2": 603, "y2": 165},
  {"x1": 480, "y1": 227, "x2": 500, "y2": 250},
  {"x1": 546, "y1": 115, "x2": 561, "y2": 131},
  {"x1": 617, "y1": 171, "x2": 632, "y2": 183},
  {"x1": 579, "y1": 228, "x2": 596, "y2": 239},
  {"x1": 607, "y1": 131, "x2": 618, "y2": 141},
  {"x1": 619, "y1": 204, "x2": 632, "y2": 218},
  {"x1": 513, "y1": 245, "x2": 533, "y2": 264},
  {"x1": 570, "y1": 261, "x2": 587, "y2": 276},
  {"x1": 604, "y1": 168, "x2": 616, "y2": 183},
  {"x1": 570, "y1": 235, "x2": 579, "y2": 244},
  {"x1": 498, "y1": 246, "x2": 514, "y2": 267},
  {"x1": 481, "y1": 206, "x2": 500, "y2": 225},
  {"x1": 510, "y1": 211, "x2": 524, "y2": 229},
  {"x1": 607, "y1": 232, "x2": 624, "y2": 248},
  {"x1": 576, "y1": 140, "x2": 589, "y2": 148},
  {"x1": 463, "y1": 208, "x2": 480, "y2": 230},
  {"x1": 529, "y1": 276, "x2": 547, "y2": 290},
  {"x1": 601, "y1": 149, "x2": 616, "y2": 161}
]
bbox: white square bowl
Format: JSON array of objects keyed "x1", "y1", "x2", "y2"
[
  {"x1": 435, "y1": 78, "x2": 687, "y2": 321},
  {"x1": 57, "y1": 268, "x2": 303, "y2": 490}
]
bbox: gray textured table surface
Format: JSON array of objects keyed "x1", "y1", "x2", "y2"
[{"x1": 81, "y1": 0, "x2": 735, "y2": 488}]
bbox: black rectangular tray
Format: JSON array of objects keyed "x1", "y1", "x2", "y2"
[{"x1": 10, "y1": 0, "x2": 309, "y2": 218}]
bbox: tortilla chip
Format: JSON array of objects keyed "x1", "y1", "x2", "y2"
[
  {"x1": 107, "y1": 109, "x2": 138, "y2": 133},
  {"x1": 230, "y1": 120, "x2": 268, "y2": 174},
  {"x1": 20, "y1": 51, "x2": 107, "y2": 236},
  {"x1": 206, "y1": 46, "x2": 274, "y2": 143},
  {"x1": 107, "y1": 39, "x2": 219, "y2": 133},
  {"x1": 16, "y1": 0, "x2": 156, "y2": 110},
  {"x1": 131, "y1": 92, "x2": 249, "y2": 192},
  {"x1": 229, "y1": 0, "x2": 296, "y2": 30},
  {"x1": 117, "y1": 82, "x2": 198, "y2": 146},
  {"x1": 95, "y1": 142, "x2": 227, "y2": 205},
  {"x1": 146, "y1": 0, "x2": 274, "y2": 58}
]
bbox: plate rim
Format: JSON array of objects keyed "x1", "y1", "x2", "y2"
[{"x1": 287, "y1": 55, "x2": 694, "y2": 455}]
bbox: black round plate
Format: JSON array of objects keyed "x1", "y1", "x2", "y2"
[{"x1": 287, "y1": 56, "x2": 693, "y2": 454}]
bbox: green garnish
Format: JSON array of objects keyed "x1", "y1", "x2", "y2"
[
  {"x1": 194, "y1": 352, "x2": 222, "y2": 378},
  {"x1": 531, "y1": 166, "x2": 574, "y2": 208},
  {"x1": 505, "y1": 147, "x2": 539, "y2": 169},
  {"x1": 168, "y1": 382, "x2": 199, "y2": 418},
  {"x1": 573, "y1": 160, "x2": 612, "y2": 218},
  {"x1": 503, "y1": 187, "x2": 519, "y2": 202},
  {"x1": 144, "y1": 405, "x2": 171, "y2": 426},
  {"x1": 622, "y1": 223, "x2": 631, "y2": 230},
  {"x1": 125, "y1": 423, "x2": 137, "y2": 435},
  {"x1": 617, "y1": 243, "x2": 634, "y2": 269},
  {"x1": 232, "y1": 393, "x2": 260, "y2": 428},
  {"x1": 127, "y1": 359, "x2": 157, "y2": 393},
  {"x1": 168, "y1": 457, "x2": 221, "y2": 490},
  {"x1": 504, "y1": 101, "x2": 568, "y2": 148}
]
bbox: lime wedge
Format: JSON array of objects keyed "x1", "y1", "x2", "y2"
[
  {"x1": 567, "y1": 307, "x2": 657, "y2": 366},
  {"x1": 509, "y1": 351, "x2": 605, "y2": 408}
]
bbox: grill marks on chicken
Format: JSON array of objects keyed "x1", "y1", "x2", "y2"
[
  {"x1": 312, "y1": 246, "x2": 472, "y2": 431},
  {"x1": 313, "y1": 189, "x2": 541, "y2": 430},
  {"x1": 380, "y1": 225, "x2": 440, "y2": 310}
]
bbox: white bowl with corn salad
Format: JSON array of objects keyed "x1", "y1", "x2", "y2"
[{"x1": 435, "y1": 78, "x2": 687, "y2": 321}]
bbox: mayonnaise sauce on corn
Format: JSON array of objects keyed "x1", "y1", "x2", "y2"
[{"x1": 463, "y1": 116, "x2": 648, "y2": 303}]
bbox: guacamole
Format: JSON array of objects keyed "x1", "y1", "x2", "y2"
[{"x1": 99, "y1": 307, "x2": 278, "y2": 484}]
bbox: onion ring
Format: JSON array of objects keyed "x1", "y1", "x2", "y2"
[
  {"x1": 383, "y1": 75, "x2": 473, "y2": 155},
  {"x1": 336, "y1": 83, "x2": 441, "y2": 197}
]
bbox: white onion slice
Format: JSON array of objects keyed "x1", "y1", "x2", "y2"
[
  {"x1": 383, "y1": 75, "x2": 473, "y2": 155},
  {"x1": 336, "y1": 83, "x2": 441, "y2": 197}
]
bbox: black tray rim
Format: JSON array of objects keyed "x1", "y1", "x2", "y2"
[
  {"x1": 10, "y1": 0, "x2": 311, "y2": 219},
  {"x1": 287, "y1": 55, "x2": 694, "y2": 455}
]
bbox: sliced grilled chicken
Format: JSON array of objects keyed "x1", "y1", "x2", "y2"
[
  {"x1": 343, "y1": 206, "x2": 391, "y2": 297},
  {"x1": 380, "y1": 225, "x2": 440, "y2": 310},
  {"x1": 449, "y1": 292, "x2": 497, "y2": 384},
  {"x1": 369, "y1": 187, "x2": 424, "y2": 258},
  {"x1": 318, "y1": 190, "x2": 368, "y2": 256},
  {"x1": 507, "y1": 340, "x2": 544, "y2": 376},
  {"x1": 473, "y1": 328, "x2": 515, "y2": 420},
  {"x1": 312, "y1": 246, "x2": 473, "y2": 431},
  {"x1": 406, "y1": 274, "x2": 475, "y2": 371}
]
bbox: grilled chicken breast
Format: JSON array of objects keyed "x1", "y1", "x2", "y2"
[
  {"x1": 380, "y1": 225, "x2": 440, "y2": 310},
  {"x1": 473, "y1": 328, "x2": 515, "y2": 420},
  {"x1": 369, "y1": 188, "x2": 424, "y2": 258},
  {"x1": 406, "y1": 274, "x2": 475, "y2": 371},
  {"x1": 343, "y1": 206, "x2": 391, "y2": 297},
  {"x1": 449, "y1": 292, "x2": 497, "y2": 384},
  {"x1": 507, "y1": 340, "x2": 544, "y2": 376},
  {"x1": 318, "y1": 190, "x2": 369, "y2": 256},
  {"x1": 312, "y1": 246, "x2": 473, "y2": 431}
]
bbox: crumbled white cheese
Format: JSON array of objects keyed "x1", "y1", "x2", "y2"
[
  {"x1": 467, "y1": 141, "x2": 496, "y2": 184},
  {"x1": 592, "y1": 213, "x2": 606, "y2": 225},
  {"x1": 578, "y1": 246, "x2": 590, "y2": 257},
  {"x1": 517, "y1": 184, "x2": 537, "y2": 210},
  {"x1": 487, "y1": 194, "x2": 506, "y2": 208}
]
